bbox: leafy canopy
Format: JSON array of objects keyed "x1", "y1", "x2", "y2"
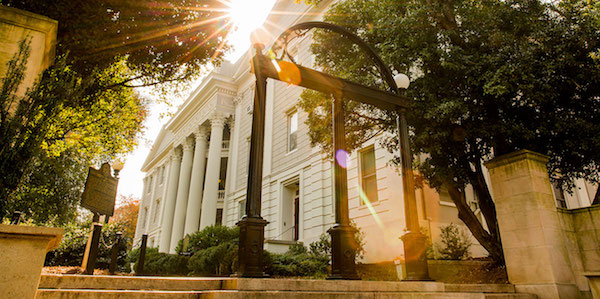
[
  {"x1": 0, "y1": 40, "x2": 147, "y2": 221},
  {"x1": 299, "y1": 0, "x2": 600, "y2": 263},
  {"x1": 1, "y1": 0, "x2": 232, "y2": 87}
]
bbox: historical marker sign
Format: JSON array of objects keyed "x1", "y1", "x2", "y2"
[{"x1": 81, "y1": 163, "x2": 118, "y2": 216}]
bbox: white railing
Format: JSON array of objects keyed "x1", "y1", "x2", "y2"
[
  {"x1": 218, "y1": 190, "x2": 225, "y2": 199},
  {"x1": 222, "y1": 140, "x2": 230, "y2": 149}
]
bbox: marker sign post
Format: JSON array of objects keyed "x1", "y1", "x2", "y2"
[
  {"x1": 80, "y1": 163, "x2": 119, "y2": 274},
  {"x1": 81, "y1": 163, "x2": 118, "y2": 216}
]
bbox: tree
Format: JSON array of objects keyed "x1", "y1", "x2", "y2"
[
  {"x1": 0, "y1": 0, "x2": 232, "y2": 219},
  {"x1": 5, "y1": 149, "x2": 88, "y2": 225},
  {"x1": 299, "y1": 0, "x2": 600, "y2": 264},
  {"x1": 109, "y1": 195, "x2": 140, "y2": 246},
  {"x1": 0, "y1": 40, "x2": 147, "y2": 220},
  {"x1": 1, "y1": 0, "x2": 231, "y2": 89}
]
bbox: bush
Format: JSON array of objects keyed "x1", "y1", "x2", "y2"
[
  {"x1": 169, "y1": 225, "x2": 240, "y2": 276},
  {"x1": 308, "y1": 220, "x2": 366, "y2": 262},
  {"x1": 265, "y1": 243, "x2": 329, "y2": 278},
  {"x1": 176, "y1": 225, "x2": 239, "y2": 254},
  {"x1": 45, "y1": 221, "x2": 130, "y2": 272},
  {"x1": 430, "y1": 223, "x2": 472, "y2": 260},
  {"x1": 128, "y1": 247, "x2": 189, "y2": 276},
  {"x1": 309, "y1": 234, "x2": 330, "y2": 258},
  {"x1": 187, "y1": 242, "x2": 238, "y2": 276}
]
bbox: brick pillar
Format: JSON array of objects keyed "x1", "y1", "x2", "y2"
[{"x1": 485, "y1": 150, "x2": 579, "y2": 299}]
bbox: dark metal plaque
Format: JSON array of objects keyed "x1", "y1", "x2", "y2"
[{"x1": 81, "y1": 163, "x2": 117, "y2": 216}]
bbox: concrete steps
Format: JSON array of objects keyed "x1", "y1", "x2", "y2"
[{"x1": 37, "y1": 274, "x2": 536, "y2": 299}]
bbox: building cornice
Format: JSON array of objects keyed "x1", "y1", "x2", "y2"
[{"x1": 167, "y1": 75, "x2": 237, "y2": 133}]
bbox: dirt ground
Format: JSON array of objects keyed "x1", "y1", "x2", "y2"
[{"x1": 42, "y1": 266, "x2": 133, "y2": 276}]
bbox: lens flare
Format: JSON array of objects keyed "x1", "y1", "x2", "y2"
[
  {"x1": 275, "y1": 60, "x2": 302, "y2": 85},
  {"x1": 358, "y1": 187, "x2": 385, "y2": 229},
  {"x1": 335, "y1": 149, "x2": 349, "y2": 168}
]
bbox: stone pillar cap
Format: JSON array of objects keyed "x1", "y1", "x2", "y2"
[
  {"x1": 0, "y1": 224, "x2": 64, "y2": 251},
  {"x1": 484, "y1": 149, "x2": 549, "y2": 170}
]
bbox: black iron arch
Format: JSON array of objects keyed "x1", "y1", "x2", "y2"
[{"x1": 272, "y1": 21, "x2": 400, "y2": 95}]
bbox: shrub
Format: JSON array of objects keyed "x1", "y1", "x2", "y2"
[
  {"x1": 265, "y1": 244, "x2": 329, "y2": 278},
  {"x1": 176, "y1": 225, "x2": 239, "y2": 254},
  {"x1": 128, "y1": 247, "x2": 189, "y2": 276},
  {"x1": 309, "y1": 233, "x2": 330, "y2": 258},
  {"x1": 187, "y1": 242, "x2": 238, "y2": 276},
  {"x1": 45, "y1": 221, "x2": 130, "y2": 272},
  {"x1": 169, "y1": 225, "x2": 240, "y2": 276},
  {"x1": 431, "y1": 223, "x2": 472, "y2": 260},
  {"x1": 308, "y1": 220, "x2": 365, "y2": 262}
]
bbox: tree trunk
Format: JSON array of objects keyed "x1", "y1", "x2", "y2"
[
  {"x1": 442, "y1": 181, "x2": 505, "y2": 265},
  {"x1": 471, "y1": 161, "x2": 503, "y2": 245}
]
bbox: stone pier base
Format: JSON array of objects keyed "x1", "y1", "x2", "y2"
[
  {"x1": 0, "y1": 224, "x2": 63, "y2": 299},
  {"x1": 486, "y1": 150, "x2": 580, "y2": 299}
]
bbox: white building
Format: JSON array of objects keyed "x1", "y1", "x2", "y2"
[{"x1": 133, "y1": 0, "x2": 596, "y2": 263}]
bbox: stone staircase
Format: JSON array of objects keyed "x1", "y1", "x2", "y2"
[{"x1": 37, "y1": 274, "x2": 537, "y2": 298}]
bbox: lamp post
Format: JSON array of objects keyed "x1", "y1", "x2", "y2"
[
  {"x1": 111, "y1": 159, "x2": 124, "y2": 179},
  {"x1": 394, "y1": 75, "x2": 430, "y2": 280},
  {"x1": 234, "y1": 30, "x2": 270, "y2": 278}
]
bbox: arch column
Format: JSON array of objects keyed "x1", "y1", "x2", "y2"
[
  {"x1": 158, "y1": 149, "x2": 182, "y2": 253},
  {"x1": 184, "y1": 126, "x2": 209, "y2": 235},
  {"x1": 169, "y1": 137, "x2": 195, "y2": 253},
  {"x1": 199, "y1": 114, "x2": 225, "y2": 229}
]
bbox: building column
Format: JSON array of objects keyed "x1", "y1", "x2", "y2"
[
  {"x1": 169, "y1": 137, "x2": 195, "y2": 253},
  {"x1": 184, "y1": 126, "x2": 209, "y2": 236},
  {"x1": 199, "y1": 115, "x2": 225, "y2": 229},
  {"x1": 158, "y1": 150, "x2": 182, "y2": 253},
  {"x1": 223, "y1": 118, "x2": 235, "y2": 226}
]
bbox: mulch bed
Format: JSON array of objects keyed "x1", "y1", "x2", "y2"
[{"x1": 42, "y1": 266, "x2": 133, "y2": 276}]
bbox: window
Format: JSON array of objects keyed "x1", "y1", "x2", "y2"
[
  {"x1": 552, "y1": 183, "x2": 568, "y2": 208},
  {"x1": 153, "y1": 199, "x2": 161, "y2": 223},
  {"x1": 141, "y1": 207, "x2": 148, "y2": 228},
  {"x1": 239, "y1": 199, "x2": 246, "y2": 219},
  {"x1": 159, "y1": 166, "x2": 165, "y2": 185},
  {"x1": 146, "y1": 176, "x2": 153, "y2": 194},
  {"x1": 218, "y1": 158, "x2": 228, "y2": 190},
  {"x1": 216, "y1": 209, "x2": 223, "y2": 226},
  {"x1": 288, "y1": 111, "x2": 298, "y2": 152},
  {"x1": 360, "y1": 147, "x2": 378, "y2": 203}
]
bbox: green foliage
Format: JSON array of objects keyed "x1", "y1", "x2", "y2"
[
  {"x1": 175, "y1": 225, "x2": 239, "y2": 254},
  {"x1": 5, "y1": 150, "x2": 87, "y2": 225},
  {"x1": 0, "y1": 40, "x2": 146, "y2": 221},
  {"x1": 128, "y1": 248, "x2": 189, "y2": 276},
  {"x1": 2, "y1": 0, "x2": 231, "y2": 89},
  {"x1": 301, "y1": 0, "x2": 600, "y2": 263},
  {"x1": 308, "y1": 233, "x2": 331, "y2": 257},
  {"x1": 265, "y1": 244, "x2": 329, "y2": 278},
  {"x1": 429, "y1": 224, "x2": 472, "y2": 260},
  {"x1": 1, "y1": 0, "x2": 231, "y2": 220},
  {"x1": 45, "y1": 221, "x2": 131, "y2": 272},
  {"x1": 172, "y1": 225, "x2": 239, "y2": 276},
  {"x1": 308, "y1": 221, "x2": 366, "y2": 261},
  {"x1": 187, "y1": 242, "x2": 238, "y2": 276}
]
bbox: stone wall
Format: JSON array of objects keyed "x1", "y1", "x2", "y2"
[
  {"x1": 0, "y1": 5, "x2": 57, "y2": 97},
  {"x1": 558, "y1": 205, "x2": 600, "y2": 293},
  {"x1": 486, "y1": 150, "x2": 599, "y2": 299}
]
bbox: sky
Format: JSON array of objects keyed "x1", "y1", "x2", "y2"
[{"x1": 115, "y1": 0, "x2": 277, "y2": 204}]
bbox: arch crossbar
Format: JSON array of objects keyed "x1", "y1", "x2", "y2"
[{"x1": 273, "y1": 21, "x2": 400, "y2": 95}]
